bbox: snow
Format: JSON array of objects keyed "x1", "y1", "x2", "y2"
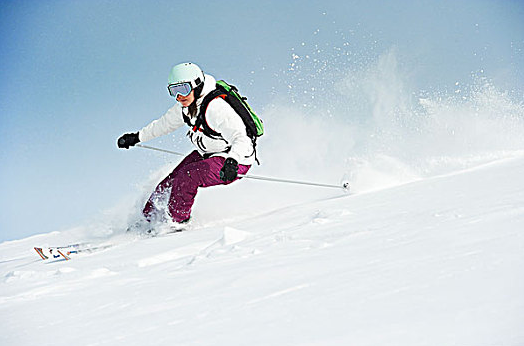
[
  {"x1": 2, "y1": 155, "x2": 524, "y2": 346},
  {"x1": 2, "y1": 30, "x2": 524, "y2": 346}
]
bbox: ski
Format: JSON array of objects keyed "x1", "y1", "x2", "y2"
[
  {"x1": 33, "y1": 243, "x2": 113, "y2": 261},
  {"x1": 33, "y1": 223, "x2": 188, "y2": 261},
  {"x1": 34, "y1": 247, "x2": 48, "y2": 260},
  {"x1": 34, "y1": 247, "x2": 71, "y2": 260},
  {"x1": 145, "y1": 227, "x2": 187, "y2": 237}
]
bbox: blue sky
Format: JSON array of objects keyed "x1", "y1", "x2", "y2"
[{"x1": 1, "y1": 0, "x2": 523, "y2": 242}]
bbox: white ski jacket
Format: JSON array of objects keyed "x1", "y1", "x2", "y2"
[{"x1": 138, "y1": 74, "x2": 255, "y2": 165}]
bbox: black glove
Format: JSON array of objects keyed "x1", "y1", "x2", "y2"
[
  {"x1": 117, "y1": 132, "x2": 140, "y2": 149},
  {"x1": 220, "y1": 158, "x2": 239, "y2": 182}
]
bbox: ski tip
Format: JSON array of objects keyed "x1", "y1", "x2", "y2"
[
  {"x1": 57, "y1": 250, "x2": 71, "y2": 260},
  {"x1": 34, "y1": 247, "x2": 48, "y2": 260},
  {"x1": 34, "y1": 247, "x2": 72, "y2": 261}
]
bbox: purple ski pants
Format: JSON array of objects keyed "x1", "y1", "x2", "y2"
[{"x1": 143, "y1": 150, "x2": 251, "y2": 223}]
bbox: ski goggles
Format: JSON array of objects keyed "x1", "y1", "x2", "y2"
[{"x1": 167, "y1": 82, "x2": 192, "y2": 98}]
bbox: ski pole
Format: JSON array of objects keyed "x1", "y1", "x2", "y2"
[
  {"x1": 133, "y1": 144, "x2": 350, "y2": 192},
  {"x1": 238, "y1": 174, "x2": 349, "y2": 191},
  {"x1": 135, "y1": 144, "x2": 185, "y2": 157}
]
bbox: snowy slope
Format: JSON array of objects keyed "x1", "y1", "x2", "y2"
[{"x1": 2, "y1": 155, "x2": 523, "y2": 346}]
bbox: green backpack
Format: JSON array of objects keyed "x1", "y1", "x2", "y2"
[{"x1": 189, "y1": 80, "x2": 264, "y2": 162}]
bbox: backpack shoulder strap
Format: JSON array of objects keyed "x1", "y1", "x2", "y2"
[
  {"x1": 193, "y1": 88, "x2": 225, "y2": 139},
  {"x1": 182, "y1": 111, "x2": 192, "y2": 127}
]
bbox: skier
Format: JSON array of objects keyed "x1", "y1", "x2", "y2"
[{"x1": 117, "y1": 62, "x2": 255, "y2": 230}]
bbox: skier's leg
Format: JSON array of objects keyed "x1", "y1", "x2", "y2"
[
  {"x1": 142, "y1": 150, "x2": 203, "y2": 221},
  {"x1": 167, "y1": 156, "x2": 251, "y2": 223}
]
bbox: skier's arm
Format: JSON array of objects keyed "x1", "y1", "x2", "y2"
[
  {"x1": 138, "y1": 104, "x2": 185, "y2": 143},
  {"x1": 206, "y1": 99, "x2": 254, "y2": 163}
]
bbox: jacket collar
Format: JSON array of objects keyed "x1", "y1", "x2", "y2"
[{"x1": 196, "y1": 74, "x2": 216, "y2": 107}]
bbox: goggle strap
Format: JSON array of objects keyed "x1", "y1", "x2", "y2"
[{"x1": 193, "y1": 77, "x2": 202, "y2": 87}]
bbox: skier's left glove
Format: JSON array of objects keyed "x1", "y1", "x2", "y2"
[{"x1": 220, "y1": 158, "x2": 238, "y2": 182}]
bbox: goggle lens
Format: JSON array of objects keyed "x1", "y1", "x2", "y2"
[{"x1": 168, "y1": 83, "x2": 192, "y2": 98}]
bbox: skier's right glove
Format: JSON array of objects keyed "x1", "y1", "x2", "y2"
[{"x1": 117, "y1": 132, "x2": 140, "y2": 149}]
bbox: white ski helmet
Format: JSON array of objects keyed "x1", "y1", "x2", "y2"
[{"x1": 168, "y1": 62, "x2": 205, "y2": 88}]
